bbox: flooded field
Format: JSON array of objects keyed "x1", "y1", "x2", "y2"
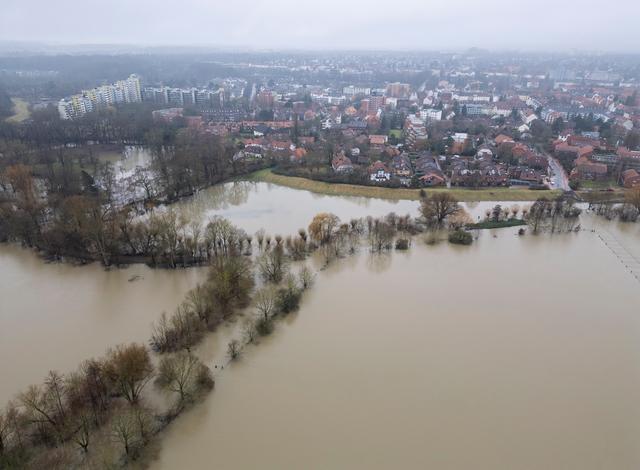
[
  {"x1": 0, "y1": 245, "x2": 205, "y2": 404},
  {"x1": 1, "y1": 160, "x2": 640, "y2": 469},
  {"x1": 153, "y1": 223, "x2": 640, "y2": 470},
  {"x1": 165, "y1": 179, "x2": 515, "y2": 234}
]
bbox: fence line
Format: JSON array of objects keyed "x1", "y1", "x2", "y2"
[{"x1": 596, "y1": 229, "x2": 640, "y2": 282}]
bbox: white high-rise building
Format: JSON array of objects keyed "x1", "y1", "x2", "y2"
[{"x1": 58, "y1": 74, "x2": 143, "y2": 119}]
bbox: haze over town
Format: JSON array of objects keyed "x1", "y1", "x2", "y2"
[{"x1": 1, "y1": 0, "x2": 639, "y2": 52}]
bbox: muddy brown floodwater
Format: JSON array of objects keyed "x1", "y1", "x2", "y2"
[
  {"x1": 152, "y1": 219, "x2": 640, "y2": 470},
  {"x1": 1, "y1": 173, "x2": 640, "y2": 469},
  {"x1": 0, "y1": 246, "x2": 206, "y2": 404}
]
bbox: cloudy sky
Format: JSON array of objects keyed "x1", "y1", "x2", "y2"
[{"x1": 1, "y1": 0, "x2": 638, "y2": 52}]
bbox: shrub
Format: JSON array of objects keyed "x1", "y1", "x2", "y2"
[
  {"x1": 255, "y1": 316, "x2": 274, "y2": 336},
  {"x1": 395, "y1": 238, "x2": 410, "y2": 250},
  {"x1": 227, "y1": 340, "x2": 241, "y2": 360},
  {"x1": 276, "y1": 286, "x2": 302, "y2": 314},
  {"x1": 448, "y1": 229, "x2": 473, "y2": 245}
]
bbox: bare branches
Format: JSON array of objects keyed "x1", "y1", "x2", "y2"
[{"x1": 104, "y1": 344, "x2": 153, "y2": 405}]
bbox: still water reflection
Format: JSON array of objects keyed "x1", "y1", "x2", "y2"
[
  {"x1": 153, "y1": 226, "x2": 640, "y2": 470},
  {"x1": 166, "y1": 180, "x2": 516, "y2": 234},
  {"x1": 1, "y1": 175, "x2": 640, "y2": 469},
  {"x1": 0, "y1": 247, "x2": 205, "y2": 404}
]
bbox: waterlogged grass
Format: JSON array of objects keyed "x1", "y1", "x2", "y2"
[
  {"x1": 247, "y1": 168, "x2": 561, "y2": 202},
  {"x1": 577, "y1": 188, "x2": 627, "y2": 204},
  {"x1": 5, "y1": 98, "x2": 30, "y2": 123},
  {"x1": 467, "y1": 219, "x2": 527, "y2": 230}
]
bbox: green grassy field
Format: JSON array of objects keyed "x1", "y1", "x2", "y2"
[
  {"x1": 467, "y1": 219, "x2": 528, "y2": 229},
  {"x1": 247, "y1": 169, "x2": 562, "y2": 202},
  {"x1": 5, "y1": 98, "x2": 30, "y2": 123}
]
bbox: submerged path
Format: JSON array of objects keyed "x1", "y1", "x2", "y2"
[{"x1": 596, "y1": 229, "x2": 640, "y2": 282}]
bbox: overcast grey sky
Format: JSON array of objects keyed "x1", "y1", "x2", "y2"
[{"x1": 1, "y1": 0, "x2": 639, "y2": 52}]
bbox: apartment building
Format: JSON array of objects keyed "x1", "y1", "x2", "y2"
[{"x1": 58, "y1": 74, "x2": 142, "y2": 119}]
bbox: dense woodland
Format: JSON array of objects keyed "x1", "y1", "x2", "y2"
[{"x1": 0, "y1": 105, "x2": 269, "y2": 265}]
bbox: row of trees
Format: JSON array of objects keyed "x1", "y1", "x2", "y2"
[
  {"x1": 526, "y1": 196, "x2": 582, "y2": 233},
  {"x1": 150, "y1": 254, "x2": 255, "y2": 353},
  {"x1": 588, "y1": 188, "x2": 640, "y2": 223},
  {"x1": 150, "y1": 210, "x2": 426, "y2": 362},
  {"x1": 0, "y1": 343, "x2": 213, "y2": 468}
]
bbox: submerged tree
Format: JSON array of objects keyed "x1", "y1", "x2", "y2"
[
  {"x1": 104, "y1": 344, "x2": 154, "y2": 405},
  {"x1": 207, "y1": 255, "x2": 254, "y2": 316},
  {"x1": 258, "y1": 246, "x2": 289, "y2": 283},
  {"x1": 156, "y1": 352, "x2": 213, "y2": 408},
  {"x1": 419, "y1": 193, "x2": 460, "y2": 227},
  {"x1": 308, "y1": 212, "x2": 340, "y2": 244},
  {"x1": 253, "y1": 287, "x2": 277, "y2": 321}
]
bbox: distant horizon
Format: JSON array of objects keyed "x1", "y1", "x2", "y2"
[
  {"x1": 2, "y1": 0, "x2": 639, "y2": 55},
  {"x1": 0, "y1": 40, "x2": 638, "y2": 57}
]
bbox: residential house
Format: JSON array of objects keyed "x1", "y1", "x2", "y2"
[
  {"x1": 368, "y1": 161, "x2": 391, "y2": 183},
  {"x1": 494, "y1": 134, "x2": 515, "y2": 146},
  {"x1": 452, "y1": 133, "x2": 468, "y2": 144},
  {"x1": 570, "y1": 156, "x2": 608, "y2": 181},
  {"x1": 617, "y1": 147, "x2": 640, "y2": 172},
  {"x1": 414, "y1": 153, "x2": 441, "y2": 176},
  {"x1": 233, "y1": 145, "x2": 264, "y2": 161},
  {"x1": 555, "y1": 142, "x2": 594, "y2": 160},
  {"x1": 476, "y1": 145, "x2": 494, "y2": 160},
  {"x1": 369, "y1": 134, "x2": 388, "y2": 146},
  {"x1": 390, "y1": 153, "x2": 413, "y2": 178},
  {"x1": 414, "y1": 153, "x2": 446, "y2": 186},
  {"x1": 331, "y1": 152, "x2": 354, "y2": 173},
  {"x1": 390, "y1": 153, "x2": 413, "y2": 186},
  {"x1": 419, "y1": 170, "x2": 446, "y2": 186},
  {"x1": 622, "y1": 169, "x2": 640, "y2": 188}
]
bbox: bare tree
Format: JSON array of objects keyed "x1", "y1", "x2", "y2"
[
  {"x1": 0, "y1": 409, "x2": 11, "y2": 457},
  {"x1": 253, "y1": 287, "x2": 277, "y2": 320},
  {"x1": 626, "y1": 187, "x2": 640, "y2": 212},
  {"x1": 419, "y1": 193, "x2": 460, "y2": 226},
  {"x1": 368, "y1": 218, "x2": 395, "y2": 252},
  {"x1": 308, "y1": 212, "x2": 340, "y2": 244},
  {"x1": 255, "y1": 229, "x2": 265, "y2": 250},
  {"x1": 70, "y1": 414, "x2": 91, "y2": 453},
  {"x1": 258, "y1": 246, "x2": 288, "y2": 283},
  {"x1": 105, "y1": 344, "x2": 154, "y2": 405},
  {"x1": 111, "y1": 410, "x2": 140, "y2": 457},
  {"x1": 242, "y1": 318, "x2": 258, "y2": 344},
  {"x1": 156, "y1": 352, "x2": 212, "y2": 407},
  {"x1": 19, "y1": 383, "x2": 62, "y2": 438},
  {"x1": 227, "y1": 340, "x2": 242, "y2": 360},
  {"x1": 298, "y1": 266, "x2": 315, "y2": 290}
]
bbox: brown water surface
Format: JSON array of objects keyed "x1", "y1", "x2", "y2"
[
  {"x1": 2, "y1": 177, "x2": 640, "y2": 469},
  {"x1": 153, "y1": 223, "x2": 640, "y2": 470}
]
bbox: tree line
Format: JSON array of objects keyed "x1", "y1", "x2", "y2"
[
  {"x1": 0, "y1": 107, "x2": 269, "y2": 265},
  {"x1": 0, "y1": 342, "x2": 213, "y2": 468}
]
